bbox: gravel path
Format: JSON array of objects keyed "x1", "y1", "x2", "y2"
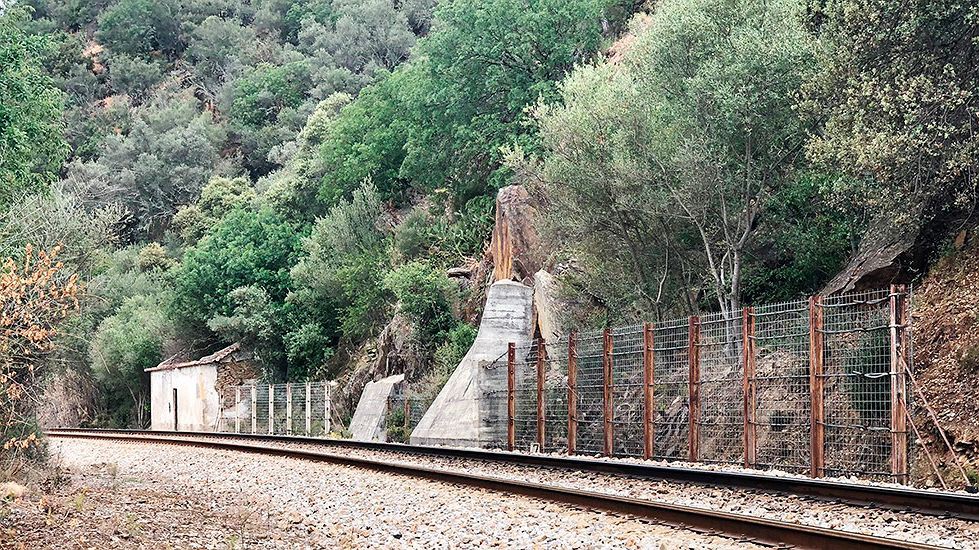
[
  {"x1": 184, "y1": 434, "x2": 979, "y2": 549},
  {"x1": 7, "y1": 437, "x2": 763, "y2": 549}
]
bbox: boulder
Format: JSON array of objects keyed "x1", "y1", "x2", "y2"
[{"x1": 533, "y1": 269, "x2": 565, "y2": 343}]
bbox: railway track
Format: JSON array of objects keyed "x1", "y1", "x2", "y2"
[{"x1": 47, "y1": 429, "x2": 976, "y2": 549}]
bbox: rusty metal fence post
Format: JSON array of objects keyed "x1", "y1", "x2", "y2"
[
  {"x1": 567, "y1": 332, "x2": 578, "y2": 455},
  {"x1": 890, "y1": 284, "x2": 910, "y2": 484},
  {"x1": 742, "y1": 307, "x2": 757, "y2": 469},
  {"x1": 602, "y1": 328, "x2": 614, "y2": 456},
  {"x1": 507, "y1": 342, "x2": 516, "y2": 452},
  {"x1": 642, "y1": 322, "x2": 655, "y2": 460},
  {"x1": 688, "y1": 316, "x2": 700, "y2": 462},
  {"x1": 809, "y1": 296, "x2": 825, "y2": 478},
  {"x1": 536, "y1": 339, "x2": 546, "y2": 450}
]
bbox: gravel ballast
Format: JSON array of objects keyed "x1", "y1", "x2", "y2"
[{"x1": 7, "y1": 437, "x2": 764, "y2": 549}]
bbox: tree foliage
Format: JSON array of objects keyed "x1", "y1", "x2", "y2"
[
  {"x1": 520, "y1": 0, "x2": 815, "y2": 317},
  {"x1": 0, "y1": 7, "x2": 68, "y2": 210},
  {"x1": 1, "y1": 246, "x2": 80, "y2": 463}
]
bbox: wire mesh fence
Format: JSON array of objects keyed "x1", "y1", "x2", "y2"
[
  {"x1": 821, "y1": 289, "x2": 895, "y2": 480},
  {"x1": 697, "y1": 312, "x2": 744, "y2": 465},
  {"x1": 573, "y1": 330, "x2": 606, "y2": 456},
  {"x1": 497, "y1": 286, "x2": 914, "y2": 483},
  {"x1": 220, "y1": 381, "x2": 335, "y2": 437},
  {"x1": 752, "y1": 299, "x2": 811, "y2": 473},
  {"x1": 512, "y1": 342, "x2": 539, "y2": 451},
  {"x1": 652, "y1": 318, "x2": 689, "y2": 460},
  {"x1": 542, "y1": 337, "x2": 569, "y2": 453},
  {"x1": 610, "y1": 325, "x2": 644, "y2": 458}
]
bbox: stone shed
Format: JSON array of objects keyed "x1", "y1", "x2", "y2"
[{"x1": 146, "y1": 343, "x2": 257, "y2": 431}]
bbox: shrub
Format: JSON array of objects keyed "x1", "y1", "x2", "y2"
[{"x1": 383, "y1": 261, "x2": 456, "y2": 347}]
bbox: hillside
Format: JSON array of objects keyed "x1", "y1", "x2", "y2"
[{"x1": 1, "y1": 0, "x2": 977, "y2": 481}]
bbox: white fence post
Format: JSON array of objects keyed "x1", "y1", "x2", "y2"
[
  {"x1": 250, "y1": 386, "x2": 257, "y2": 434},
  {"x1": 286, "y1": 383, "x2": 293, "y2": 435},
  {"x1": 235, "y1": 387, "x2": 241, "y2": 433},
  {"x1": 268, "y1": 384, "x2": 274, "y2": 435},
  {"x1": 305, "y1": 381, "x2": 312, "y2": 436},
  {"x1": 324, "y1": 381, "x2": 331, "y2": 435}
]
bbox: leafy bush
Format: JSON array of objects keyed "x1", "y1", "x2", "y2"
[
  {"x1": 383, "y1": 261, "x2": 456, "y2": 347},
  {"x1": 89, "y1": 294, "x2": 169, "y2": 428}
]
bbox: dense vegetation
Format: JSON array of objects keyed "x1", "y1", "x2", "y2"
[{"x1": 1, "y1": 0, "x2": 976, "y2": 434}]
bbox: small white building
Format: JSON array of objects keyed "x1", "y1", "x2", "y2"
[{"x1": 146, "y1": 343, "x2": 257, "y2": 431}]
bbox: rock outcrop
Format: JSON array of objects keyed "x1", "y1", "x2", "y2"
[{"x1": 487, "y1": 185, "x2": 544, "y2": 284}]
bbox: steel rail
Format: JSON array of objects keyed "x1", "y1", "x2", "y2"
[
  {"x1": 47, "y1": 430, "x2": 947, "y2": 550},
  {"x1": 47, "y1": 428, "x2": 979, "y2": 520}
]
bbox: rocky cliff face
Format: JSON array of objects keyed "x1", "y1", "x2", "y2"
[{"x1": 911, "y1": 231, "x2": 979, "y2": 487}]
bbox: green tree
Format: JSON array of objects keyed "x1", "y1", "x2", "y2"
[
  {"x1": 174, "y1": 208, "x2": 300, "y2": 326},
  {"x1": 400, "y1": 0, "x2": 617, "y2": 201},
  {"x1": 173, "y1": 207, "x2": 302, "y2": 376},
  {"x1": 383, "y1": 261, "x2": 456, "y2": 346},
  {"x1": 519, "y1": 0, "x2": 814, "y2": 317},
  {"x1": 63, "y1": 90, "x2": 227, "y2": 238},
  {"x1": 802, "y1": 0, "x2": 979, "y2": 292},
  {"x1": 228, "y1": 60, "x2": 313, "y2": 176},
  {"x1": 97, "y1": 0, "x2": 183, "y2": 59},
  {"x1": 291, "y1": 181, "x2": 391, "y2": 342},
  {"x1": 89, "y1": 293, "x2": 170, "y2": 427},
  {"x1": 0, "y1": 7, "x2": 68, "y2": 210},
  {"x1": 186, "y1": 15, "x2": 258, "y2": 92}
]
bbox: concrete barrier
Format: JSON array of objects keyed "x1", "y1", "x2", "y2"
[
  {"x1": 410, "y1": 280, "x2": 534, "y2": 447},
  {"x1": 349, "y1": 374, "x2": 405, "y2": 441}
]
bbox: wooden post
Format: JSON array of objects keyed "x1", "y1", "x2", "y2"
[
  {"x1": 567, "y1": 333, "x2": 578, "y2": 455},
  {"x1": 688, "y1": 316, "x2": 700, "y2": 462},
  {"x1": 268, "y1": 384, "x2": 274, "y2": 435},
  {"x1": 602, "y1": 328, "x2": 614, "y2": 456},
  {"x1": 235, "y1": 387, "x2": 241, "y2": 434},
  {"x1": 742, "y1": 308, "x2": 757, "y2": 469},
  {"x1": 286, "y1": 383, "x2": 293, "y2": 435},
  {"x1": 507, "y1": 342, "x2": 516, "y2": 451},
  {"x1": 642, "y1": 323, "x2": 656, "y2": 460},
  {"x1": 809, "y1": 296, "x2": 825, "y2": 478},
  {"x1": 890, "y1": 284, "x2": 909, "y2": 484},
  {"x1": 250, "y1": 385, "x2": 257, "y2": 434},
  {"x1": 305, "y1": 382, "x2": 312, "y2": 436},
  {"x1": 536, "y1": 339, "x2": 546, "y2": 451},
  {"x1": 324, "y1": 382, "x2": 332, "y2": 434}
]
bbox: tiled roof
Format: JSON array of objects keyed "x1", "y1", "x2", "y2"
[{"x1": 145, "y1": 343, "x2": 241, "y2": 372}]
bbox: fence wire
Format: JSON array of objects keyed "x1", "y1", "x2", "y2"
[
  {"x1": 220, "y1": 382, "x2": 334, "y2": 437},
  {"x1": 697, "y1": 312, "x2": 744, "y2": 465},
  {"x1": 573, "y1": 330, "x2": 606, "y2": 455},
  {"x1": 543, "y1": 337, "x2": 569, "y2": 453},
  {"x1": 652, "y1": 318, "x2": 689, "y2": 460},
  {"x1": 610, "y1": 325, "x2": 644, "y2": 458},
  {"x1": 490, "y1": 287, "x2": 912, "y2": 483},
  {"x1": 821, "y1": 289, "x2": 893, "y2": 480},
  {"x1": 752, "y1": 299, "x2": 811, "y2": 473}
]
